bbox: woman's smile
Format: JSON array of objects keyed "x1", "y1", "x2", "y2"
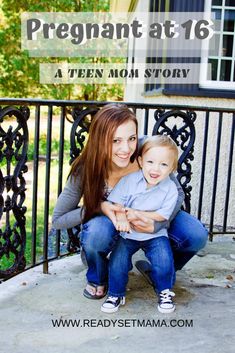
[{"x1": 116, "y1": 153, "x2": 131, "y2": 160}]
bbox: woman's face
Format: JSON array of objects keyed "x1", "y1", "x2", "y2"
[{"x1": 112, "y1": 120, "x2": 137, "y2": 168}]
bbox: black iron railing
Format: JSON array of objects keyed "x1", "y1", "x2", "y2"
[{"x1": 0, "y1": 98, "x2": 234, "y2": 279}]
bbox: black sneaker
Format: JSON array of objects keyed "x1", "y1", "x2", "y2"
[
  {"x1": 101, "y1": 296, "x2": 125, "y2": 313},
  {"x1": 158, "y1": 289, "x2": 175, "y2": 314}
]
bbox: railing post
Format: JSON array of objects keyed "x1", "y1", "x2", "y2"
[{"x1": 43, "y1": 106, "x2": 53, "y2": 274}]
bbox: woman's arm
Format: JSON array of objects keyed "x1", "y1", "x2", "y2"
[
  {"x1": 52, "y1": 174, "x2": 83, "y2": 229},
  {"x1": 168, "y1": 173, "x2": 184, "y2": 221},
  {"x1": 153, "y1": 173, "x2": 184, "y2": 232},
  {"x1": 126, "y1": 208, "x2": 166, "y2": 222}
]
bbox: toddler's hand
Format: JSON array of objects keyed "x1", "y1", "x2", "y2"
[
  {"x1": 116, "y1": 220, "x2": 131, "y2": 233},
  {"x1": 125, "y1": 207, "x2": 137, "y2": 220}
]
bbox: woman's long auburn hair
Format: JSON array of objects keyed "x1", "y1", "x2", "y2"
[{"x1": 70, "y1": 103, "x2": 138, "y2": 223}]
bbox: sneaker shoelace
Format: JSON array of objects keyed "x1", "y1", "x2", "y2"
[
  {"x1": 105, "y1": 296, "x2": 119, "y2": 303},
  {"x1": 159, "y1": 291, "x2": 175, "y2": 303}
]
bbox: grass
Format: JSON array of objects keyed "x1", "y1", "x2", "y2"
[{"x1": 27, "y1": 136, "x2": 71, "y2": 161}]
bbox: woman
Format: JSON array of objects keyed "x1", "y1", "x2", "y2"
[{"x1": 52, "y1": 103, "x2": 207, "y2": 299}]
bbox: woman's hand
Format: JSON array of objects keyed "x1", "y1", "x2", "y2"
[
  {"x1": 101, "y1": 201, "x2": 125, "y2": 226},
  {"x1": 125, "y1": 208, "x2": 154, "y2": 233}
]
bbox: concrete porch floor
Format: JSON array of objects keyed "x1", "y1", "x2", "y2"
[{"x1": 0, "y1": 235, "x2": 235, "y2": 353}]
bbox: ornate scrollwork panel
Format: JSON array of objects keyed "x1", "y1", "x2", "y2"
[
  {"x1": 69, "y1": 106, "x2": 99, "y2": 164},
  {"x1": 152, "y1": 109, "x2": 196, "y2": 212},
  {"x1": 67, "y1": 106, "x2": 99, "y2": 253},
  {"x1": 0, "y1": 106, "x2": 29, "y2": 277}
]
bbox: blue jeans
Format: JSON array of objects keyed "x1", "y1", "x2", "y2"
[
  {"x1": 79, "y1": 210, "x2": 208, "y2": 285},
  {"x1": 80, "y1": 216, "x2": 119, "y2": 285},
  {"x1": 108, "y1": 236, "x2": 175, "y2": 296}
]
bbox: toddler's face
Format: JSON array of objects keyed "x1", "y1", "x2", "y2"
[{"x1": 139, "y1": 146, "x2": 174, "y2": 187}]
